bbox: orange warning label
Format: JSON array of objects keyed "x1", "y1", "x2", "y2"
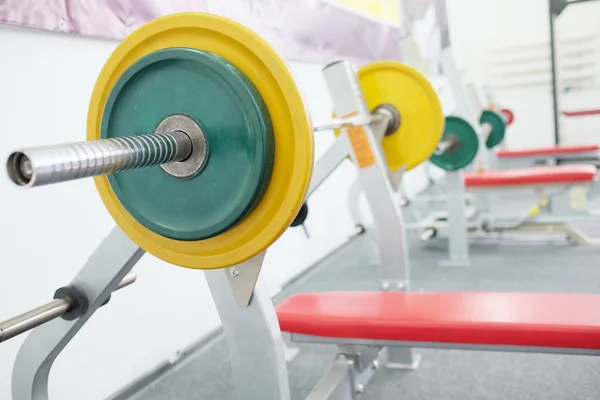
[{"x1": 346, "y1": 126, "x2": 375, "y2": 168}]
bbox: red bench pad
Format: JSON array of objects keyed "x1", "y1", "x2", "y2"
[
  {"x1": 464, "y1": 165, "x2": 596, "y2": 188},
  {"x1": 277, "y1": 292, "x2": 600, "y2": 350},
  {"x1": 496, "y1": 145, "x2": 599, "y2": 158}
]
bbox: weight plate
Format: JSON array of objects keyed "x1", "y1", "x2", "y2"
[
  {"x1": 88, "y1": 13, "x2": 314, "y2": 270},
  {"x1": 501, "y1": 108, "x2": 514, "y2": 126},
  {"x1": 363, "y1": 62, "x2": 444, "y2": 171},
  {"x1": 102, "y1": 48, "x2": 274, "y2": 241},
  {"x1": 480, "y1": 109, "x2": 505, "y2": 149},
  {"x1": 334, "y1": 62, "x2": 444, "y2": 172},
  {"x1": 430, "y1": 116, "x2": 478, "y2": 171}
]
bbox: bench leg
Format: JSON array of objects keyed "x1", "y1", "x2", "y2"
[
  {"x1": 204, "y1": 256, "x2": 291, "y2": 400},
  {"x1": 309, "y1": 347, "x2": 387, "y2": 400},
  {"x1": 307, "y1": 355, "x2": 356, "y2": 400},
  {"x1": 385, "y1": 347, "x2": 422, "y2": 370},
  {"x1": 441, "y1": 170, "x2": 471, "y2": 267}
]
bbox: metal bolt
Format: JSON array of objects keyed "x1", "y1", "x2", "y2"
[
  {"x1": 230, "y1": 267, "x2": 241, "y2": 278},
  {"x1": 355, "y1": 384, "x2": 365, "y2": 395},
  {"x1": 397, "y1": 282, "x2": 405, "y2": 290},
  {"x1": 372, "y1": 360, "x2": 380, "y2": 370},
  {"x1": 381, "y1": 282, "x2": 390, "y2": 291}
]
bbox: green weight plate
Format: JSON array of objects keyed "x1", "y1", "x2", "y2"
[
  {"x1": 430, "y1": 116, "x2": 479, "y2": 171},
  {"x1": 480, "y1": 109, "x2": 505, "y2": 149},
  {"x1": 101, "y1": 48, "x2": 274, "y2": 241}
]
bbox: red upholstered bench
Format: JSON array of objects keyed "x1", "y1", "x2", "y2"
[
  {"x1": 277, "y1": 292, "x2": 600, "y2": 352},
  {"x1": 464, "y1": 165, "x2": 597, "y2": 188},
  {"x1": 496, "y1": 145, "x2": 600, "y2": 158}
]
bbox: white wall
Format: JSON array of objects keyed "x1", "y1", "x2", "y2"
[{"x1": 0, "y1": 23, "x2": 438, "y2": 399}]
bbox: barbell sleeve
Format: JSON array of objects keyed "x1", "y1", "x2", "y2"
[
  {"x1": 0, "y1": 272, "x2": 137, "y2": 343},
  {"x1": 434, "y1": 139, "x2": 453, "y2": 155},
  {"x1": 434, "y1": 135, "x2": 460, "y2": 155},
  {"x1": 7, "y1": 132, "x2": 192, "y2": 188}
]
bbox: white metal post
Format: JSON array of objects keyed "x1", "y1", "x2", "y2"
[{"x1": 322, "y1": 61, "x2": 418, "y2": 368}]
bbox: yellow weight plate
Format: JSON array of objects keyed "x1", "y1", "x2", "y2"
[
  {"x1": 87, "y1": 13, "x2": 314, "y2": 270},
  {"x1": 335, "y1": 62, "x2": 444, "y2": 171}
]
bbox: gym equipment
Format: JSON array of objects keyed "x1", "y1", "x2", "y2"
[
  {"x1": 354, "y1": 47, "x2": 600, "y2": 267},
  {"x1": 3, "y1": 12, "x2": 447, "y2": 400},
  {"x1": 429, "y1": 110, "x2": 506, "y2": 172},
  {"x1": 4, "y1": 12, "x2": 314, "y2": 400},
  {"x1": 332, "y1": 61, "x2": 444, "y2": 172},
  {"x1": 491, "y1": 107, "x2": 600, "y2": 169},
  {"x1": 429, "y1": 116, "x2": 479, "y2": 171},
  {"x1": 291, "y1": 203, "x2": 309, "y2": 227},
  {"x1": 0, "y1": 273, "x2": 136, "y2": 343},
  {"x1": 548, "y1": 0, "x2": 599, "y2": 145},
  {"x1": 480, "y1": 109, "x2": 506, "y2": 149},
  {"x1": 501, "y1": 108, "x2": 514, "y2": 126},
  {"x1": 292, "y1": 61, "x2": 444, "y2": 232},
  {"x1": 279, "y1": 292, "x2": 600, "y2": 354}
]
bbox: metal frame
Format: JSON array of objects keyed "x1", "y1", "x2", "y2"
[
  {"x1": 406, "y1": 179, "x2": 600, "y2": 259},
  {"x1": 11, "y1": 226, "x2": 290, "y2": 400},
  {"x1": 440, "y1": 170, "x2": 470, "y2": 266},
  {"x1": 12, "y1": 228, "x2": 146, "y2": 400},
  {"x1": 204, "y1": 253, "x2": 291, "y2": 400},
  {"x1": 320, "y1": 61, "x2": 417, "y2": 369},
  {"x1": 292, "y1": 60, "x2": 424, "y2": 399},
  {"x1": 548, "y1": 0, "x2": 598, "y2": 145},
  {"x1": 291, "y1": 333, "x2": 600, "y2": 357}
]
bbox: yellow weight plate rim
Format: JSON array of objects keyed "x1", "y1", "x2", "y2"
[
  {"x1": 87, "y1": 13, "x2": 314, "y2": 270},
  {"x1": 359, "y1": 62, "x2": 443, "y2": 171},
  {"x1": 334, "y1": 62, "x2": 443, "y2": 171}
]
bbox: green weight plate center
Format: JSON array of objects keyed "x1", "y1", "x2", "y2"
[
  {"x1": 430, "y1": 116, "x2": 478, "y2": 171},
  {"x1": 480, "y1": 109, "x2": 505, "y2": 149},
  {"x1": 101, "y1": 48, "x2": 274, "y2": 241}
]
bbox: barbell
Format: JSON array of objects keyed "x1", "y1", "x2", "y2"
[
  {"x1": 6, "y1": 12, "x2": 446, "y2": 271},
  {"x1": 429, "y1": 109, "x2": 508, "y2": 171}
]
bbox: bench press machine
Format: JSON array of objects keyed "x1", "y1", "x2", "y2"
[
  {"x1": 0, "y1": 12, "x2": 448, "y2": 400},
  {"x1": 401, "y1": 50, "x2": 599, "y2": 265},
  {"x1": 491, "y1": 108, "x2": 600, "y2": 170},
  {"x1": 273, "y1": 61, "x2": 600, "y2": 400},
  {"x1": 273, "y1": 57, "x2": 600, "y2": 400},
  {"x1": 457, "y1": 65, "x2": 600, "y2": 171}
]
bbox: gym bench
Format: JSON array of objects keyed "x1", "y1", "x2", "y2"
[{"x1": 277, "y1": 291, "x2": 600, "y2": 398}]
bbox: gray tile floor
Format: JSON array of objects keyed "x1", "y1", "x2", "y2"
[{"x1": 129, "y1": 194, "x2": 600, "y2": 400}]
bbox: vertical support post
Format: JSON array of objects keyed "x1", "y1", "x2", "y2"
[
  {"x1": 441, "y1": 170, "x2": 471, "y2": 267},
  {"x1": 12, "y1": 227, "x2": 145, "y2": 400},
  {"x1": 549, "y1": 8, "x2": 561, "y2": 145},
  {"x1": 204, "y1": 253, "x2": 291, "y2": 400},
  {"x1": 322, "y1": 61, "x2": 418, "y2": 369}
]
